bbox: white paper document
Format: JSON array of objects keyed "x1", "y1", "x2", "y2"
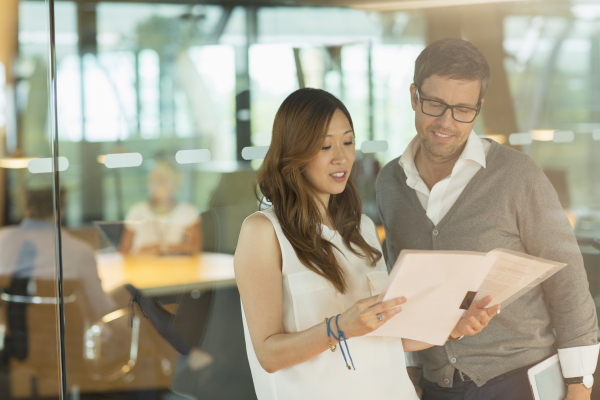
[{"x1": 367, "y1": 249, "x2": 565, "y2": 345}]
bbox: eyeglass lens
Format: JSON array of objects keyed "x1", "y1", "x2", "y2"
[{"x1": 422, "y1": 100, "x2": 477, "y2": 123}]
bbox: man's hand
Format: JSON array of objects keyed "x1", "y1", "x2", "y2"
[
  {"x1": 565, "y1": 384, "x2": 592, "y2": 400},
  {"x1": 451, "y1": 295, "x2": 501, "y2": 339}
]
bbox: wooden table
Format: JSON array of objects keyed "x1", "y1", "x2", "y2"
[{"x1": 97, "y1": 252, "x2": 236, "y2": 296}]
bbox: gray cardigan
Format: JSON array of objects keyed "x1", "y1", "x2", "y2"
[{"x1": 376, "y1": 140, "x2": 598, "y2": 387}]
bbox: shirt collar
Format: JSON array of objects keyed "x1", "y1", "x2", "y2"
[
  {"x1": 458, "y1": 130, "x2": 487, "y2": 168},
  {"x1": 399, "y1": 135, "x2": 429, "y2": 195}
]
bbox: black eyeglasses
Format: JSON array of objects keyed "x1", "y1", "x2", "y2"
[{"x1": 415, "y1": 88, "x2": 480, "y2": 123}]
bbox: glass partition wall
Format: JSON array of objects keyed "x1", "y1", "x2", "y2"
[
  {"x1": 1, "y1": 0, "x2": 600, "y2": 399},
  {"x1": 0, "y1": 0, "x2": 64, "y2": 399}
]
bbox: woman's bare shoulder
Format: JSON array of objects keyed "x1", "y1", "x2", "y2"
[
  {"x1": 235, "y1": 212, "x2": 282, "y2": 272},
  {"x1": 243, "y1": 212, "x2": 272, "y2": 229},
  {"x1": 240, "y1": 212, "x2": 277, "y2": 239},
  {"x1": 237, "y1": 213, "x2": 279, "y2": 252}
]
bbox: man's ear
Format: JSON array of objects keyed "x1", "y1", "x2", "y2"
[
  {"x1": 479, "y1": 98, "x2": 485, "y2": 109},
  {"x1": 410, "y1": 83, "x2": 418, "y2": 112}
]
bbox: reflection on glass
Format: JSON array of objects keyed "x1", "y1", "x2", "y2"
[
  {"x1": 120, "y1": 152, "x2": 201, "y2": 256},
  {"x1": 5, "y1": 0, "x2": 600, "y2": 398},
  {"x1": 103, "y1": 152, "x2": 143, "y2": 169}
]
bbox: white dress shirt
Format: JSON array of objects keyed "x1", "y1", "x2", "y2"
[
  {"x1": 125, "y1": 202, "x2": 200, "y2": 254},
  {"x1": 399, "y1": 130, "x2": 490, "y2": 225},
  {"x1": 400, "y1": 131, "x2": 599, "y2": 377},
  {"x1": 0, "y1": 219, "x2": 116, "y2": 320}
]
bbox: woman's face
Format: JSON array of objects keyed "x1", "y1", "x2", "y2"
[
  {"x1": 303, "y1": 109, "x2": 355, "y2": 202},
  {"x1": 148, "y1": 162, "x2": 180, "y2": 202}
]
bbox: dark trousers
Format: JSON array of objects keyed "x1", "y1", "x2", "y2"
[{"x1": 422, "y1": 366, "x2": 535, "y2": 400}]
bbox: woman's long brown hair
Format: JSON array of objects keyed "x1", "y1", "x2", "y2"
[{"x1": 255, "y1": 88, "x2": 382, "y2": 293}]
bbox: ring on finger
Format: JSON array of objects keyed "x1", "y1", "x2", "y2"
[{"x1": 377, "y1": 313, "x2": 383, "y2": 322}]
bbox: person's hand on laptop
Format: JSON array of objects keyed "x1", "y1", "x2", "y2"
[
  {"x1": 137, "y1": 243, "x2": 162, "y2": 256},
  {"x1": 450, "y1": 295, "x2": 501, "y2": 339}
]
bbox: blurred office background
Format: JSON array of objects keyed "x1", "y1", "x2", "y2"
[{"x1": 0, "y1": 0, "x2": 599, "y2": 399}]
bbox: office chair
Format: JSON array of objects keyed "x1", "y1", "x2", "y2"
[
  {"x1": 0, "y1": 278, "x2": 140, "y2": 398},
  {"x1": 125, "y1": 284, "x2": 213, "y2": 356}
]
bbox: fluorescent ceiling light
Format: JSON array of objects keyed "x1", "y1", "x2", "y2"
[
  {"x1": 349, "y1": 0, "x2": 531, "y2": 11},
  {"x1": 0, "y1": 157, "x2": 37, "y2": 169},
  {"x1": 486, "y1": 134, "x2": 507, "y2": 144},
  {"x1": 530, "y1": 129, "x2": 554, "y2": 141}
]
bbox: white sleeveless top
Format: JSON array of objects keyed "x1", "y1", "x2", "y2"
[{"x1": 241, "y1": 208, "x2": 418, "y2": 400}]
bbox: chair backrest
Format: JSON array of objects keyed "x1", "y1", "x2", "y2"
[
  {"x1": 1, "y1": 278, "x2": 90, "y2": 398},
  {"x1": 202, "y1": 205, "x2": 257, "y2": 254},
  {"x1": 2, "y1": 281, "x2": 182, "y2": 398},
  {"x1": 171, "y1": 289, "x2": 214, "y2": 350},
  {"x1": 201, "y1": 170, "x2": 258, "y2": 255},
  {"x1": 66, "y1": 227, "x2": 103, "y2": 251}
]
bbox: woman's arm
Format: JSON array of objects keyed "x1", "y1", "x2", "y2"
[
  {"x1": 119, "y1": 228, "x2": 135, "y2": 254},
  {"x1": 402, "y1": 338, "x2": 435, "y2": 352},
  {"x1": 235, "y1": 213, "x2": 336, "y2": 373},
  {"x1": 235, "y1": 213, "x2": 405, "y2": 373},
  {"x1": 165, "y1": 222, "x2": 202, "y2": 254}
]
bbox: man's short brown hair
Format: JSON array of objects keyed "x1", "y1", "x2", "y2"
[
  {"x1": 414, "y1": 38, "x2": 491, "y2": 103},
  {"x1": 25, "y1": 188, "x2": 66, "y2": 220}
]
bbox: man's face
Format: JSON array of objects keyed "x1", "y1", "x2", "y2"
[{"x1": 410, "y1": 74, "x2": 483, "y2": 162}]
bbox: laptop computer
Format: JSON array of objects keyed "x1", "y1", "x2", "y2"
[
  {"x1": 93, "y1": 221, "x2": 126, "y2": 251},
  {"x1": 528, "y1": 355, "x2": 566, "y2": 400}
]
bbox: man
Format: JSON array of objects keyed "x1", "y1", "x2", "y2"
[
  {"x1": 0, "y1": 188, "x2": 116, "y2": 320},
  {"x1": 376, "y1": 38, "x2": 598, "y2": 400}
]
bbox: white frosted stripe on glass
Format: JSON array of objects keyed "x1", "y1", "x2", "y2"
[
  {"x1": 28, "y1": 157, "x2": 69, "y2": 174},
  {"x1": 593, "y1": 129, "x2": 600, "y2": 141},
  {"x1": 242, "y1": 146, "x2": 269, "y2": 160},
  {"x1": 104, "y1": 153, "x2": 143, "y2": 169},
  {"x1": 176, "y1": 149, "x2": 211, "y2": 164},
  {"x1": 360, "y1": 140, "x2": 388, "y2": 153},
  {"x1": 553, "y1": 130, "x2": 574, "y2": 143},
  {"x1": 508, "y1": 133, "x2": 532, "y2": 146}
]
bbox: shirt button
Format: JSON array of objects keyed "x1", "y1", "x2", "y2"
[
  {"x1": 450, "y1": 357, "x2": 457, "y2": 363},
  {"x1": 433, "y1": 230, "x2": 439, "y2": 235},
  {"x1": 444, "y1": 378, "x2": 450, "y2": 384}
]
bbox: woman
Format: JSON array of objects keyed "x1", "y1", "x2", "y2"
[
  {"x1": 234, "y1": 88, "x2": 499, "y2": 399},
  {"x1": 120, "y1": 152, "x2": 202, "y2": 255}
]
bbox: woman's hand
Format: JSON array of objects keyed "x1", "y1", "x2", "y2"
[
  {"x1": 137, "y1": 243, "x2": 162, "y2": 256},
  {"x1": 336, "y1": 295, "x2": 407, "y2": 339},
  {"x1": 450, "y1": 295, "x2": 500, "y2": 339}
]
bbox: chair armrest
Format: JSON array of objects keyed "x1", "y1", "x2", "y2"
[{"x1": 84, "y1": 308, "x2": 140, "y2": 382}]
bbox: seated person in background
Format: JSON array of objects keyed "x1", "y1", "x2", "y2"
[
  {"x1": 0, "y1": 188, "x2": 182, "y2": 384},
  {"x1": 0, "y1": 187, "x2": 116, "y2": 322},
  {"x1": 120, "y1": 152, "x2": 202, "y2": 256}
]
